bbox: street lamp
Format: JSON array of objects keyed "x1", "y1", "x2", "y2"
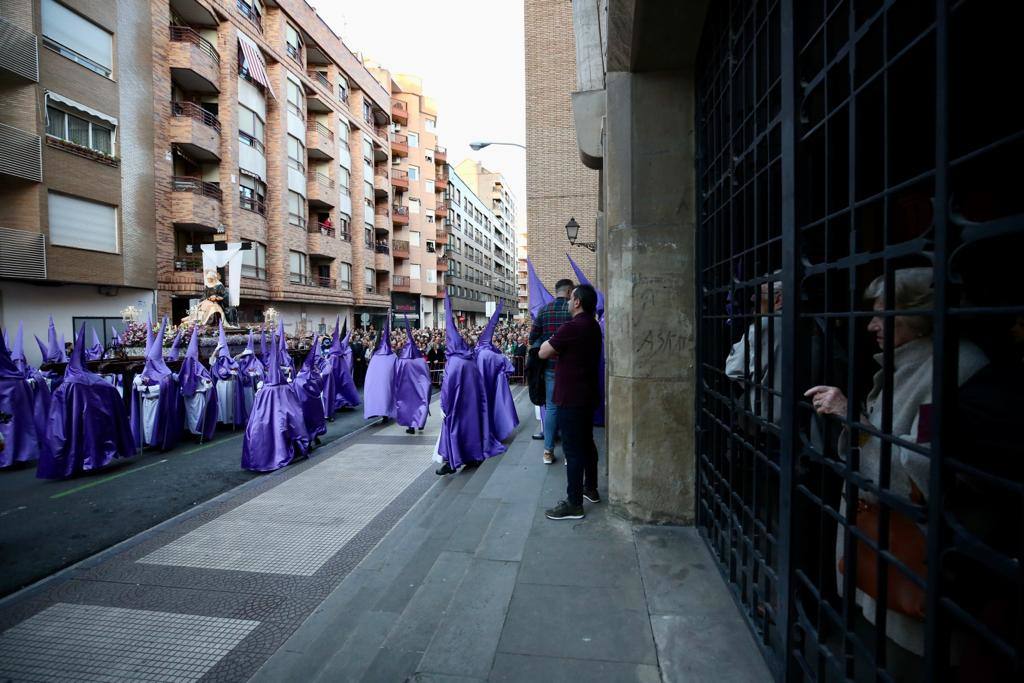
[
  {"x1": 565, "y1": 217, "x2": 596, "y2": 252},
  {"x1": 469, "y1": 141, "x2": 527, "y2": 151}
]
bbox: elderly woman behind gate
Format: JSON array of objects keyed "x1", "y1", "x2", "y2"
[{"x1": 805, "y1": 267, "x2": 988, "y2": 679}]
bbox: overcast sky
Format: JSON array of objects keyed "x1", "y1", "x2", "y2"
[{"x1": 310, "y1": 0, "x2": 527, "y2": 227}]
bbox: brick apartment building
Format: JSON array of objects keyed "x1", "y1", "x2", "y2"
[
  {"x1": 523, "y1": 0, "x2": 600, "y2": 292},
  {"x1": 0, "y1": 0, "x2": 397, "y2": 355}
]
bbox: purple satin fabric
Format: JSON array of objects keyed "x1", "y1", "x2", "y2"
[
  {"x1": 241, "y1": 338, "x2": 310, "y2": 473},
  {"x1": 438, "y1": 355, "x2": 489, "y2": 468},
  {"x1": 394, "y1": 357, "x2": 430, "y2": 429},
  {"x1": 129, "y1": 373, "x2": 183, "y2": 451},
  {"x1": 476, "y1": 349, "x2": 518, "y2": 448},
  {"x1": 178, "y1": 345, "x2": 218, "y2": 442},
  {"x1": 363, "y1": 354, "x2": 397, "y2": 419},
  {"x1": 333, "y1": 346, "x2": 360, "y2": 409},
  {"x1": 0, "y1": 344, "x2": 45, "y2": 467},
  {"x1": 294, "y1": 344, "x2": 327, "y2": 440},
  {"x1": 211, "y1": 354, "x2": 246, "y2": 427}
]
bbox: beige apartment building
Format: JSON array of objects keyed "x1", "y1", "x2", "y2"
[
  {"x1": 366, "y1": 67, "x2": 448, "y2": 329},
  {"x1": 0, "y1": 0, "x2": 394, "y2": 356},
  {"x1": 516, "y1": 224, "x2": 528, "y2": 319}
]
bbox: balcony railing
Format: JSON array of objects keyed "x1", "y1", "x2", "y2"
[
  {"x1": 308, "y1": 70, "x2": 330, "y2": 91},
  {"x1": 375, "y1": 243, "x2": 390, "y2": 255},
  {"x1": 434, "y1": 145, "x2": 447, "y2": 161},
  {"x1": 392, "y1": 239, "x2": 410, "y2": 255},
  {"x1": 169, "y1": 26, "x2": 220, "y2": 66},
  {"x1": 339, "y1": 227, "x2": 351, "y2": 242},
  {"x1": 340, "y1": 278, "x2": 352, "y2": 291},
  {"x1": 311, "y1": 220, "x2": 335, "y2": 237},
  {"x1": 308, "y1": 170, "x2": 334, "y2": 189},
  {"x1": 338, "y1": 85, "x2": 349, "y2": 104},
  {"x1": 393, "y1": 275, "x2": 410, "y2": 288},
  {"x1": 171, "y1": 101, "x2": 222, "y2": 132},
  {"x1": 307, "y1": 119, "x2": 334, "y2": 141},
  {"x1": 435, "y1": 256, "x2": 448, "y2": 267},
  {"x1": 172, "y1": 176, "x2": 222, "y2": 200},
  {"x1": 238, "y1": 129, "x2": 265, "y2": 154},
  {"x1": 392, "y1": 205, "x2": 409, "y2": 218},
  {"x1": 239, "y1": 194, "x2": 266, "y2": 215},
  {"x1": 391, "y1": 99, "x2": 407, "y2": 114},
  {"x1": 392, "y1": 168, "x2": 408, "y2": 181},
  {"x1": 236, "y1": 0, "x2": 263, "y2": 33},
  {"x1": 315, "y1": 276, "x2": 335, "y2": 288},
  {"x1": 390, "y1": 132, "x2": 408, "y2": 146},
  {"x1": 286, "y1": 42, "x2": 302, "y2": 64},
  {"x1": 173, "y1": 256, "x2": 204, "y2": 272}
]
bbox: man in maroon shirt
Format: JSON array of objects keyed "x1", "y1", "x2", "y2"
[{"x1": 538, "y1": 284, "x2": 603, "y2": 520}]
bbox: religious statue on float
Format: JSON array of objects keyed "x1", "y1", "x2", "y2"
[{"x1": 191, "y1": 270, "x2": 237, "y2": 327}]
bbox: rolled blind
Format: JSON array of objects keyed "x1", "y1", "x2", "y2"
[
  {"x1": 48, "y1": 192, "x2": 117, "y2": 253},
  {"x1": 41, "y1": 0, "x2": 111, "y2": 71}
]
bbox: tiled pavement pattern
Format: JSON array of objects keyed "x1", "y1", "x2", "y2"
[
  {"x1": 140, "y1": 443, "x2": 433, "y2": 575},
  {"x1": 0, "y1": 604, "x2": 258, "y2": 682}
]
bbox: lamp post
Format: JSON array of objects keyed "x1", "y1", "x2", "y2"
[
  {"x1": 565, "y1": 217, "x2": 596, "y2": 252},
  {"x1": 469, "y1": 141, "x2": 527, "y2": 151}
]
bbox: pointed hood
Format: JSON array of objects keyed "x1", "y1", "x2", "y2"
[
  {"x1": 399, "y1": 316, "x2": 421, "y2": 359},
  {"x1": 301, "y1": 335, "x2": 319, "y2": 373},
  {"x1": 65, "y1": 323, "x2": 101, "y2": 383},
  {"x1": 278, "y1": 320, "x2": 293, "y2": 369},
  {"x1": 110, "y1": 326, "x2": 121, "y2": 348},
  {"x1": 329, "y1": 315, "x2": 344, "y2": 356},
  {"x1": 259, "y1": 327, "x2": 268, "y2": 359},
  {"x1": 2, "y1": 328, "x2": 8, "y2": 354},
  {"x1": 46, "y1": 316, "x2": 65, "y2": 362},
  {"x1": 444, "y1": 297, "x2": 472, "y2": 359},
  {"x1": 566, "y1": 253, "x2": 605, "y2": 317},
  {"x1": 265, "y1": 332, "x2": 283, "y2": 385},
  {"x1": 166, "y1": 328, "x2": 183, "y2": 361},
  {"x1": 373, "y1": 315, "x2": 393, "y2": 356},
  {"x1": 185, "y1": 324, "x2": 201, "y2": 360},
  {"x1": 527, "y1": 258, "x2": 555, "y2": 319},
  {"x1": 476, "y1": 302, "x2": 503, "y2": 353},
  {"x1": 35, "y1": 335, "x2": 48, "y2": 361},
  {"x1": 11, "y1": 322, "x2": 28, "y2": 371},
  {"x1": 215, "y1": 319, "x2": 231, "y2": 358},
  {"x1": 242, "y1": 329, "x2": 255, "y2": 356},
  {"x1": 0, "y1": 329, "x2": 20, "y2": 379},
  {"x1": 145, "y1": 314, "x2": 155, "y2": 354},
  {"x1": 143, "y1": 317, "x2": 173, "y2": 378},
  {"x1": 341, "y1": 318, "x2": 350, "y2": 345},
  {"x1": 59, "y1": 333, "x2": 67, "y2": 360},
  {"x1": 86, "y1": 328, "x2": 104, "y2": 361}
]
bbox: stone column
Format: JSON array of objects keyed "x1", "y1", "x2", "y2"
[{"x1": 604, "y1": 69, "x2": 697, "y2": 524}]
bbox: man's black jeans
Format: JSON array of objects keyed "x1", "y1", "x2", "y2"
[{"x1": 557, "y1": 406, "x2": 598, "y2": 506}]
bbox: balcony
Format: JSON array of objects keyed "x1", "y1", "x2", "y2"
[
  {"x1": 434, "y1": 229, "x2": 448, "y2": 246},
  {"x1": 0, "y1": 122, "x2": 42, "y2": 182},
  {"x1": 235, "y1": 0, "x2": 263, "y2": 34},
  {"x1": 171, "y1": 176, "x2": 222, "y2": 231},
  {"x1": 434, "y1": 145, "x2": 447, "y2": 163},
  {"x1": 307, "y1": 224, "x2": 334, "y2": 258},
  {"x1": 392, "y1": 275, "x2": 410, "y2": 292},
  {"x1": 373, "y1": 169, "x2": 390, "y2": 198},
  {"x1": 169, "y1": 26, "x2": 220, "y2": 93},
  {"x1": 391, "y1": 204, "x2": 409, "y2": 226},
  {"x1": 392, "y1": 239, "x2": 410, "y2": 259},
  {"x1": 307, "y1": 171, "x2": 335, "y2": 208},
  {"x1": 173, "y1": 255, "x2": 204, "y2": 273},
  {"x1": 0, "y1": 16, "x2": 39, "y2": 82},
  {"x1": 390, "y1": 132, "x2": 408, "y2": 157},
  {"x1": 170, "y1": 101, "x2": 221, "y2": 161},
  {"x1": 435, "y1": 199, "x2": 449, "y2": 218},
  {"x1": 391, "y1": 98, "x2": 408, "y2": 125},
  {"x1": 306, "y1": 120, "x2": 334, "y2": 160},
  {"x1": 374, "y1": 205, "x2": 391, "y2": 231},
  {"x1": 374, "y1": 251, "x2": 391, "y2": 271},
  {"x1": 391, "y1": 168, "x2": 409, "y2": 192},
  {"x1": 435, "y1": 169, "x2": 449, "y2": 190},
  {"x1": 435, "y1": 255, "x2": 449, "y2": 271}
]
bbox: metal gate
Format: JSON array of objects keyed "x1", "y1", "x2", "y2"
[{"x1": 694, "y1": 0, "x2": 1023, "y2": 680}]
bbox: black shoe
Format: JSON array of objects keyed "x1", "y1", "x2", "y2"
[
  {"x1": 405, "y1": 427, "x2": 415, "y2": 434},
  {"x1": 462, "y1": 460, "x2": 482, "y2": 470},
  {"x1": 545, "y1": 500, "x2": 584, "y2": 520},
  {"x1": 379, "y1": 417, "x2": 390, "y2": 425},
  {"x1": 583, "y1": 490, "x2": 601, "y2": 503},
  {"x1": 531, "y1": 432, "x2": 544, "y2": 440},
  {"x1": 435, "y1": 463, "x2": 456, "y2": 476}
]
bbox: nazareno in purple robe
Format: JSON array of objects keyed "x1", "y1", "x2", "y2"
[
  {"x1": 35, "y1": 316, "x2": 66, "y2": 392},
  {"x1": 211, "y1": 320, "x2": 246, "y2": 427},
  {"x1": 11, "y1": 322, "x2": 51, "y2": 446},
  {"x1": 86, "y1": 328, "x2": 104, "y2": 361},
  {"x1": 276, "y1": 320, "x2": 295, "y2": 379},
  {"x1": 394, "y1": 317, "x2": 431, "y2": 430},
  {"x1": 325, "y1": 316, "x2": 359, "y2": 412},
  {"x1": 292, "y1": 336, "x2": 327, "y2": 441},
  {"x1": 475, "y1": 302, "x2": 517, "y2": 452},
  {"x1": 0, "y1": 329, "x2": 46, "y2": 467},
  {"x1": 129, "y1": 318, "x2": 183, "y2": 451},
  {"x1": 178, "y1": 326, "x2": 218, "y2": 441},
  {"x1": 336, "y1": 321, "x2": 360, "y2": 407},
  {"x1": 241, "y1": 332, "x2": 311, "y2": 472},
  {"x1": 164, "y1": 328, "x2": 183, "y2": 362},
  {"x1": 363, "y1": 315, "x2": 397, "y2": 420},
  {"x1": 38, "y1": 325, "x2": 134, "y2": 479},
  {"x1": 235, "y1": 329, "x2": 265, "y2": 421},
  {"x1": 438, "y1": 297, "x2": 489, "y2": 469}
]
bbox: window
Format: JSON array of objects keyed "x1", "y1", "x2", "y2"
[
  {"x1": 426, "y1": 269, "x2": 436, "y2": 284},
  {"x1": 48, "y1": 192, "x2": 117, "y2": 252},
  {"x1": 424, "y1": 150, "x2": 434, "y2": 163},
  {"x1": 364, "y1": 267, "x2": 375, "y2": 293},
  {"x1": 285, "y1": 24, "x2": 302, "y2": 63},
  {"x1": 46, "y1": 105, "x2": 114, "y2": 156},
  {"x1": 407, "y1": 132, "x2": 419, "y2": 148},
  {"x1": 408, "y1": 165, "x2": 420, "y2": 181},
  {"x1": 339, "y1": 262, "x2": 352, "y2": 290},
  {"x1": 338, "y1": 167, "x2": 350, "y2": 192},
  {"x1": 424, "y1": 180, "x2": 435, "y2": 194},
  {"x1": 362, "y1": 100, "x2": 372, "y2": 124},
  {"x1": 364, "y1": 226, "x2": 373, "y2": 248},
  {"x1": 241, "y1": 241, "x2": 266, "y2": 279},
  {"x1": 338, "y1": 215, "x2": 350, "y2": 240},
  {"x1": 288, "y1": 250, "x2": 307, "y2": 284},
  {"x1": 287, "y1": 135, "x2": 305, "y2": 173},
  {"x1": 238, "y1": 172, "x2": 266, "y2": 214},
  {"x1": 409, "y1": 231, "x2": 421, "y2": 247},
  {"x1": 424, "y1": 117, "x2": 436, "y2": 133},
  {"x1": 426, "y1": 240, "x2": 435, "y2": 253},
  {"x1": 286, "y1": 78, "x2": 304, "y2": 119},
  {"x1": 238, "y1": 105, "x2": 265, "y2": 154},
  {"x1": 362, "y1": 136, "x2": 373, "y2": 160},
  {"x1": 425, "y1": 210, "x2": 434, "y2": 224},
  {"x1": 408, "y1": 198, "x2": 420, "y2": 214},
  {"x1": 287, "y1": 191, "x2": 305, "y2": 228},
  {"x1": 41, "y1": 0, "x2": 112, "y2": 77},
  {"x1": 410, "y1": 264, "x2": 421, "y2": 280},
  {"x1": 338, "y1": 77, "x2": 349, "y2": 103}
]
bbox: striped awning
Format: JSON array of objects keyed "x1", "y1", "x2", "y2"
[{"x1": 237, "y1": 34, "x2": 276, "y2": 99}]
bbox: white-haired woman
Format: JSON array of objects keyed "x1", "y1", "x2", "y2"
[{"x1": 805, "y1": 267, "x2": 988, "y2": 679}]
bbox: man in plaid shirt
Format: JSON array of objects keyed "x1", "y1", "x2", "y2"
[{"x1": 529, "y1": 278, "x2": 575, "y2": 464}]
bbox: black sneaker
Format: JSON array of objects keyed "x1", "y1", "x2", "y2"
[
  {"x1": 531, "y1": 432, "x2": 544, "y2": 440},
  {"x1": 405, "y1": 427, "x2": 415, "y2": 434},
  {"x1": 435, "y1": 463, "x2": 456, "y2": 476},
  {"x1": 583, "y1": 490, "x2": 601, "y2": 503},
  {"x1": 545, "y1": 500, "x2": 584, "y2": 520}
]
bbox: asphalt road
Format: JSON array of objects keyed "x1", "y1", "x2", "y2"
[{"x1": 0, "y1": 393, "x2": 372, "y2": 598}]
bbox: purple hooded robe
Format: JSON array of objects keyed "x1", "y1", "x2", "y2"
[
  {"x1": 394, "y1": 317, "x2": 431, "y2": 430},
  {"x1": 437, "y1": 298, "x2": 489, "y2": 469},
  {"x1": 165, "y1": 328, "x2": 183, "y2": 362},
  {"x1": 363, "y1": 316, "x2": 397, "y2": 420},
  {"x1": 241, "y1": 333, "x2": 311, "y2": 472},
  {"x1": 235, "y1": 330, "x2": 265, "y2": 419},
  {"x1": 86, "y1": 328, "x2": 104, "y2": 361},
  {"x1": 211, "y1": 321, "x2": 245, "y2": 427},
  {"x1": 129, "y1": 318, "x2": 183, "y2": 451},
  {"x1": 325, "y1": 317, "x2": 359, "y2": 413},
  {"x1": 475, "y1": 302, "x2": 517, "y2": 452},
  {"x1": 11, "y1": 322, "x2": 51, "y2": 444},
  {"x1": 259, "y1": 329, "x2": 268, "y2": 362},
  {"x1": 527, "y1": 258, "x2": 555, "y2": 319},
  {"x1": 178, "y1": 326, "x2": 218, "y2": 441},
  {"x1": 277, "y1": 321, "x2": 295, "y2": 378},
  {"x1": 35, "y1": 316, "x2": 66, "y2": 392},
  {"x1": 0, "y1": 330, "x2": 46, "y2": 467},
  {"x1": 38, "y1": 325, "x2": 134, "y2": 479},
  {"x1": 292, "y1": 336, "x2": 327, "y2": 440}
]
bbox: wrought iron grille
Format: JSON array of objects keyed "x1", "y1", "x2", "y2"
[{"x1": 695, "y1": 1, "x2": 1023, "y2": 680}]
